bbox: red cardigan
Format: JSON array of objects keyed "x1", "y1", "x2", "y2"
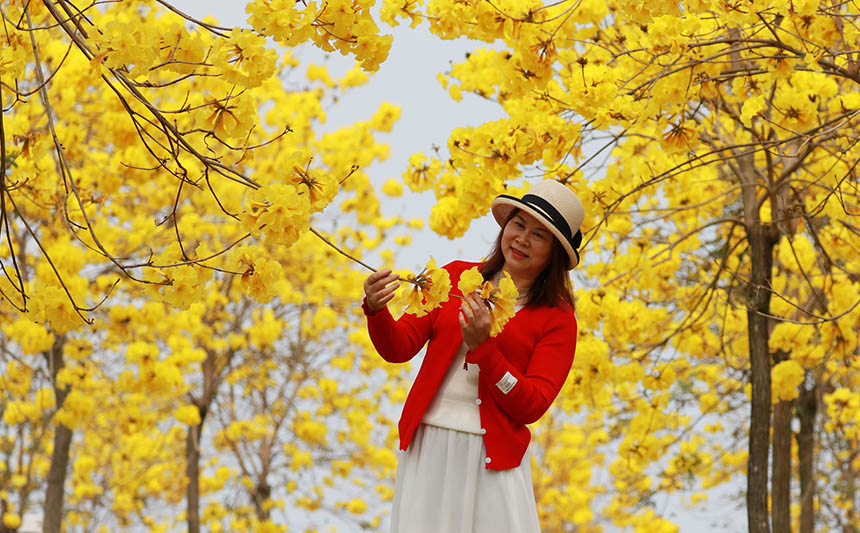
[{"x1": 362, "y1": 260, "x2": 578, "y2": 470}]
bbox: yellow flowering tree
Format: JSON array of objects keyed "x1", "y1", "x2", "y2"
[
  {"x1": 0, "y1": 0, "x2": 392, "y2": 318},
  {"x1": 0, "y1": 1, "x2": 406, "y2": 532}
]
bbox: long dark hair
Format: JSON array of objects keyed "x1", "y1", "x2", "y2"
[{"x1": 479, "y1": 208, "x2": 575, "y2": 309}]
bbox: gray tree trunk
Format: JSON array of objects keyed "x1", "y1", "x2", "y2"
[
  {"x1": 796, "y1": 382, "x2": 816, "y2": 533},
  {"x1": 771, "y1": 398, "x2": 792, "y2": 533},
  {"x1": 771, "y1": 350, "x2": 791, "y2": 533},
  {"x1": 745, "y1": 223, "x2": 776, "y2": 533},
  {"x1": 43, "y1": 338, "x2": 70, "y2": 533},
  {"x1": 252, "y1": 481, "x2": 272, "y2": 521},
  {"x1": 186, "y1": 348, "x2": 218, "y2": 533},
  {"x1": 186, "y1": 423, "x2": 203, "y2": 533}
]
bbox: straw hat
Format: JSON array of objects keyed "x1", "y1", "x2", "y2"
[{"x1": 491, "y1": 181, "x2": 586, "y2": 269}]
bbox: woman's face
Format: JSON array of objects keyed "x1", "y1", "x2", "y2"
[{"x1": 500, "y1": 210, "x2": 555, "y2": 282}]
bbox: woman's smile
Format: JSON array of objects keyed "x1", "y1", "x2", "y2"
[{"x1": 509, "y1": 246, "x2": 529, "y2": 259}]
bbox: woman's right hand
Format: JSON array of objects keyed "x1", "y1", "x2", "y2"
[{"x1": 363, "y1": 269, "x2": 400, "y2": 314}]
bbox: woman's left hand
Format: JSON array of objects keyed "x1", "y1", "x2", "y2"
[{"x1": 459, "y1": 292, "x2": 491, "y2": 351}]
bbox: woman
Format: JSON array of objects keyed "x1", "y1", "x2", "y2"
[{"x1": 362, "y1": 181, "x2": 585, "y2": 533}]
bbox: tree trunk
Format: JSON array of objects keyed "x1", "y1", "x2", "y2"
[
  {"x1": 43, "y1": 425, "x2": 72, "y2": 533},
  {"x1": 771, "y1": 397, "x2": 792, "y2": 533},
  {"x1": 839, "y1": 459, "x2": 858, "y2": 533},
  {"x1": 187, "y1": 348, "x2": 218, "y2": 533},
  {"x1": 1, "y1": 499, "x2": 11, "y2": 533},
  {"x1": 771, "y1": 350, "x2": 791, "y2": 533},
  {"x1": 746, "y1": 223, "x2": 776, "y2": 533},
  {"x1": 43, "y1": 338, "x2": 70, "y2": 533},
  {"x1": 796, "y1": 381, "x2": 816, "y2": 533},
  {"x1": 186, "y1": 422, "x2": 203, "y2": 533},
  {"x1": 252, "y1": 481, "x2": 272, "y2": 521}
]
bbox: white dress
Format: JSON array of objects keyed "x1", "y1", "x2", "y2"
[{"x1": 389, "y1": 342, "x2": 542, "y2": 533}]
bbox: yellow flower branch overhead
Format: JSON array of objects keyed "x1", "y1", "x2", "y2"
[{"x1": 0, "y1": 0, "x2": 392, "y2": 324}]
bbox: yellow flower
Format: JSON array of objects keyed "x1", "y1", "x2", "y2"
[
  {"x1": 3, "y1": 319, "x2": 55, "y2": 355},
  {"x1": 242, "y1": 183, "x2": 311, "y2": 247},
  {"x1": 486, "y1": 272, "x2": 519, "y2": 337},
  {"x1": 232, "y1": 245, "x2": 284, "y2": 303},
  {"x1": 292, "y1": 411, "x2": 328, "y2": 446},
  {"x1": 199, "y1": 94, "x2": 255, "y2": 140},
  {"x1": 772, "y1": 360, "x2": 805, "y2": 402},
  {"x1": 344, "y1": 497, "x2": 367, "y2": 514},
  {"x1": 289, "y1": 165, "x2": 338, "y2": 213},
  {"x1": 399, "y1": 257, "x2": 451, "y2": 317},
  {"x1": 402, "y1": 152, "x2": 440, "y2": 193},
  {"x1": 28, "y1": 280, "x2": 86, "y2": 334},
  {"x1": 306, "y1": 63, "x2": 336, "y2": 88},
  {"x1": 381, "y1": 178, "x2": 404, "y2": 197},
  {"x1": 2, "y1": 360, "x2": 31, "y2": 395},
  {"x1": 55, "y1": 389, "x2": 96, "y2": 428},
  {"x1": 3, "y1": 513, "x2": 21, "y2": 530},
  {"x1": 174, "y1": 404, "x2": 202, "y2": 426},
  {"x1": 459, "y1": 268, "x2": 519, "y2": 336},
  {"x1": 211, "y1": 29, "x2": 277, "y2": 88},
  {"x1": 660, "y1": 119, "x2": 699, "y2": 153},
  {"x1": 457, "y1": 266, "x2": 484, "y2": 294}
]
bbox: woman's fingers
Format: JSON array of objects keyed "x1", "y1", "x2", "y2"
[
  {"x1": 378, "y1": 280, "x2": 400, "y2": 299},
  {"x1": 460, "y1": 299, "x2": 475, "y2": 322},
  {"x1": 378, "y1": 287, "x2": 398, "y2": 306},
  {"x1": 461, "y1": 296, "x2": 490, "y2": 351},
  {"x1": 368, "y1": 270, "x2": 398, "y2": 290},
  {"x1": 364, "y1": 269, "x2": 400, "y2": 312},
  {"x1": 462, "y1": 295, "x2": 475, "y2": 315},
  {"x1": 365, "y1": 269, "x2": 388, "y2": 287},
  {"x1": 366, "y1": 271, "x2": 398, "y2": 294},
  {"x1": 466, "y1": 293, "x2": 488, "y2": 319}
]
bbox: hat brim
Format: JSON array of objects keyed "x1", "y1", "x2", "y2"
[{"x1": 491, "y1": 196, "x2": 580, "y2": 269}]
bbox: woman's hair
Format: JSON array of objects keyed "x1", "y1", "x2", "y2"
[{"x1": 479, "y1": 208, "x2": 575, "y2": 309}]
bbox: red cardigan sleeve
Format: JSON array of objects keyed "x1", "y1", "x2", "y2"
[
  {"x1": 362, "y1": 261, "x2": 472, "y2": 363},
  {"x1": 465, "y1": 309, "x2": 577, "y2": 425},
  {"x1": 362, "y1": 298, "x2": 435, "y2": 363}
]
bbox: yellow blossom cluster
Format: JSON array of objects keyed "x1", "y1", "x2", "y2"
[
  {"x1": 210, "y1": 29, "x2": 278, "y2": 88},
  {"x1": 231, "y1": 245, "x2": 284, "y2": 303},
  {"x1": 242, "y1": 184, "x2": 311, "y2": 247},
  {"x1": 457, "y1": 267, "x2": 519, "y2": 336},
  {"x1": 394, "y1": 258, "x2": 452, "y2": 317},
  {"x1": 247, "y1": 0, "x2": 392, "y2": 71},
  {"x1": 771, "y1": 360, "x2": 806, "y2": 402}
]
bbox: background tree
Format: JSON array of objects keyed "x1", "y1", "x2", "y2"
[{"x1": 1, "y1": 1, "x2": 410, "y2": 531}]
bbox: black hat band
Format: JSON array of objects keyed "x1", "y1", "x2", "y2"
[{"x1": 502, "y1": 193, "x2": 582, "y2": 252}]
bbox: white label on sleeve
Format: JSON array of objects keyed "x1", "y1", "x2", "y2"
[{"x1": 496, "y1": 372, "x2": 517, "y2": 395}]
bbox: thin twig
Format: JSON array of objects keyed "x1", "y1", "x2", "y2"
[{"x1": 307, "y1": 225, "x2": 466, "y2": 299}]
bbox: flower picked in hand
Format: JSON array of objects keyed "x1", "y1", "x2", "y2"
[
  {"x1": 398, "y1": 257, "x2": 451, "y2": 317},
  {"x1": 457, "y1": 267, "x2": 519, "y2": 337},
  {"x1": 457, "y1": 267, "x2": 484, "y2": 294}
]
